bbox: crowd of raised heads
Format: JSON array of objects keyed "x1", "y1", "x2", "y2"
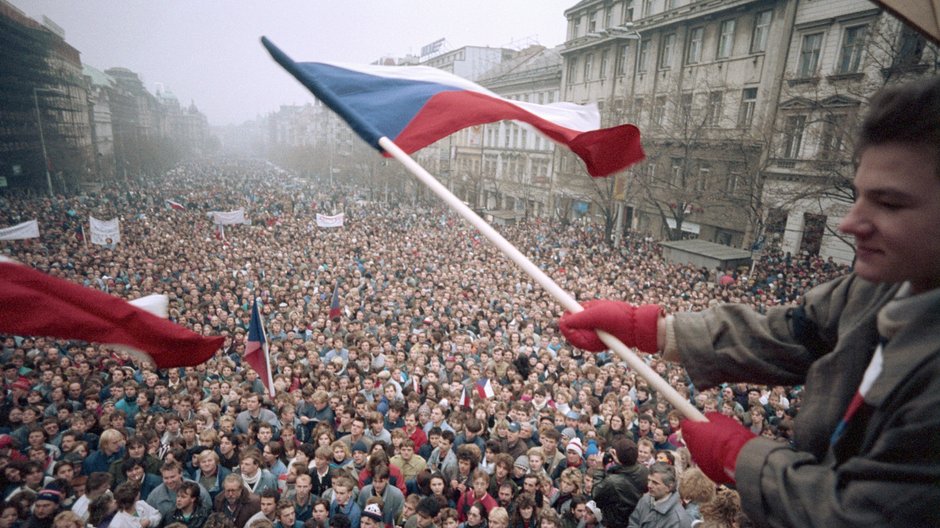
[{"x1": 0, "y1": 159, "x2": 849, "y2": 528}]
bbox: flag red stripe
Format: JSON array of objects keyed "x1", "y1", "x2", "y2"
[{"x1": 0, "y1": 260, "x2": 222, "y2": 368}]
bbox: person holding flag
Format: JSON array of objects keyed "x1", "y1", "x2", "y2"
[
  {"x1": 557, "y1": 77, "x2": 940, "y2": 527},
  {"x1": 245, "y1": 298, "x2": 276, "y2": 399}
]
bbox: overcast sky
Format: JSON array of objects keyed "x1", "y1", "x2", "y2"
[{"x1": 15, "y1": 0, "x2": 575, "y2": 126}]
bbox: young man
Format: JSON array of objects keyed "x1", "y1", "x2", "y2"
[
  {"x1": 244, "y1": 489, "x2": 279, "y2": 528},
  {"x1": 161, "y1": 481, "x2": 211, "y2": 528},
  {"x1": 328, "y1": 475, "x2": 361, "y2": 528},
  {"x1": 560, "y1": 77, "x2": 940, "y2": 526},
  {"x1": 274, "y1": 499, "x2": 305, "y2": 528}
]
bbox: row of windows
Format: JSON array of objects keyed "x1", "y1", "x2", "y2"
[
  {"x1": 567, "y1": 10, "x2": 772, "y2": 84},
  {"x1": 797, "y1": 24, "x2": 867, "y2": 77},
  {"x1": 569, "y1": 0, "x2": 691, "y2": 40},
  {"x1": 620, "y1": 87, "x2": 758, "y2": 129}
]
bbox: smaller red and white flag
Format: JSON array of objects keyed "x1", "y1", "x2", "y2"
[
  {"x1": 245, "y1": 298, "x2": 275, "y2": 398},
  {"x1": 460, "y1": 386, "x2": 473, "y2": 409},
  {"x1": 476, "y1": 378, "x2": 495, "y2": 400},
  {"x1": 165, "y1": 199, "x2": 186, "y2": 211}
]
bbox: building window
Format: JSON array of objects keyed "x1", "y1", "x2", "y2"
[
  {"x1": 783, "y1": 115, "x2": 807, "y2": 158},
  {"x1": 643, "y1": 0, "x2": 654, "y2": 17},
  {"x1": 819, "y1": 113, "x2": 848, "y2": 159},
  {"x1": 653, "y1": 96, "x2": 667, "y2": 127},
  {"x1": 895, "y1": 25, "x2": 926, "y2": 67},
  {"x1": 687, "y1": 27, "x2": 704, "y2": 64},
  {"x1": 583, "y1": 53, "x2": 594, "y2": 81},
  {"x1": 837, "y1": 25, "x2": 867, "y2": 74},
  {"x1": 589, "y1": 11, "x2": 598, "y2": 32},
  {"x1": 616, "y1": 44, "x2": 629, "y2": 75},
  {"x1": 638, "y1": 39, "x2": 651, "y2": 72},
  {"x1": 726, "y1": 171, "x2": 741, "y2": 194},
  {"x1": 666, "y1": 0, "x2": 679, "y2": 9},
  {"x1": 696, "y1": 166, "x2": 710, "y2": 192},
  {"x1": 600, "y1": 50, "x2": 610, "y2": 79},
  {"x1": 738, "y1": 87, "x2": 757, "y2": 127},
  {"x1": 573, "y1": 16, "x2": 581, "y2": 38},
  {"x1": 706, "y1": 91, "x2": 723, "y2": 127},
  {"x1": 798, "y1": 32, "x2": 823, "y2": 77},
  {"x1": 605, "y1": 7, "x2": 613, "y2": 28},
  {"x1": 567, "y1": 57, "x2": 578, "y2": 84},
  {"x1": 717, "y1": 19, "x2": 736, "y2": 59},
  {"x1": 680, "y1": 92, "x2": 693, "y2": 120},
  {"x1": 751, "y1": 10, "x2": 772, "y2": 53},
  {"x1": 623, "y1": 0, "x2": 635, "y2": 23},
  {"x1": 659, "y1": 33, "x2": 676, "y2": 69},
  {"x1": 671, "y1": 159, "x2": 683, "y2": 186},
  {"x1": 633, "y1": 97, "x2": 645, "y2": 122}
]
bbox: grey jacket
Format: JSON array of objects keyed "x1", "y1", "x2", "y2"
[
  {"x1": 627, "y1": 492, "x2": 691, "y2": 528},
  {"x1": 676, "y1": 275, "x2": 940, "y2": 527}
]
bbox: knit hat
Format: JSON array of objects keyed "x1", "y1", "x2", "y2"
[
  {"x1": 0, "y1": 435, "x2": 13, "y2": 448},
  {"x1": 35, "y1": 488, "x2": 63, "y2": 505},
  {"x1": 560, "y1": 427, "x2": 577, "y2": 441},
  {"x1": 352, "y1": 440, "x2": 368, "y2": 453},
  {"x1": 362, "y1": 503, "x2": 383, "y2": 522},
  {"x1": 508, "y1": 422, "x2": 521, "y2": 433},
  {"x1": 514, "y1": 455, "x2": 529, "y2": 471},
  {"x1": 585, "y1": 439, "x2": 599, "y2": 457},
  {"x1": 12, "y1": 378, "x2": 31, "y2": 391},
  {"x1": 584, "y1": 500, "x2": 603, "y2": 522},
  {"x1": 566, "y1": 438, "x2": 583, "y2": 458}
]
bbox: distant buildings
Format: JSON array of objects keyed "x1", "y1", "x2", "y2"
[
  {"x1": 0, "y1": 0, "x2": 212, "y2": 193},
  {"x1": 239, "y1": 0, "x2": 938, "y2": 264},
  {"x1": 556, "y1": 0, "x2": 937, "y2": 263}
]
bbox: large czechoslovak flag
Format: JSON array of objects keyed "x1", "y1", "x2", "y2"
[
  {"x1": 261, "y1": 37, "x2": 644, "y2": 177},
  {"x1": 245, "y1": 298, "x2": 275, "y2": 398},
  {"x1": 476, "y1": 378, "x2": 495, "y2": 400},
  {"x1": 0, "y1": 257, "x2": 222, "y2": 368}
]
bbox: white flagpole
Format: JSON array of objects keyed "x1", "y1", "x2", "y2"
[{"x1": 378, "y1": 136, "x2": 706, "y2": 422}]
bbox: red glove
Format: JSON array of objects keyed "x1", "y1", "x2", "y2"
[
  {"x1": 682, "y1": 412, "x2": 756, "y2": 485},
  {"x1": 558, "y1": 300, "x2": 662, "y2": 353}
]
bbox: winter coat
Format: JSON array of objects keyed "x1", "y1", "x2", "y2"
[
  {"x1": 592, "y1": 464, "x2": 648, "y2": 527},
  {"x1": 675, "y1": 275, "x2": 940, "y2": 527}
]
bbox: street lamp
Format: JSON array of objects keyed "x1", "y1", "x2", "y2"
[{"x1": 33, "y1": 87, "x2": 62, "y2": 196}]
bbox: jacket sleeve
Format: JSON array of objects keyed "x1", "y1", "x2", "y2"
[{"x1": 675, "y1": 275, "x2": 855, "y2": 389}]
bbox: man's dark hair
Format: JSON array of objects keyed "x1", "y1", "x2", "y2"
[
  {"x1": 416, "y1": 496, "x2": 441, "y2": 518},
  {"x1": 858, "y1": 76, "x2": 940, "y2": 167},
  {"x1": 610, "y1": 437, "x2": 638, "y2": 466}
]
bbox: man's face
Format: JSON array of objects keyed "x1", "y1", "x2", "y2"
[
  {"x1": 839, "y1": 143, "x2": 940, "y2": 293},
  {"x1": 416, "y1": 511, "x2": 434, "y2": 528},
  {"x1": 240, "y1": 457, "x2": 259, "y2": 476},
  {"x1": 260, "y1": 496, "x2": 277, "y2": 516},
  {"x1": 498, "y1": 486, "x2": 513, "y2": 505},
  {"x1": 176, "y1": 490, "x2": 196, "y2": 511},
  {"x1": 278, "y1": 507, "x2": 296, "y2": 526},
  {"x1": 295, "y1": 476, "x2": 312, "y2": 497},
  {"x1": 223, "y1": 483, "x2": 242, "y2": 503},
  {"x1": 199, "y1": 456, "x2": 217, "y2": 474},
  {"x1": 373, "y1": 476, "x2": 388, "y2": 494},
  {"x1": 572, "y1": 503, "x2": 586, "y2": 520},
  {"x1": 257, "y1": 428, "x2": 273, "y2": 443},
  {"x1": 126, "y1": 464, "x2": 145, "y2": 482},
  {"x1": 162, "y1": 468, "x2": 182, "y2": 490},
  {"x1": 313, "y1": 504, "x2": 329, "y2": 522},
  {"x1": 647, "y1": 473, "x2": 671, "y2": 501},
  {"x1": 32, "y1": 499, "x2": 57, "y2": 519},
  {"x1": 333, "y1": 485, "x2": 351, "y2": 505}
]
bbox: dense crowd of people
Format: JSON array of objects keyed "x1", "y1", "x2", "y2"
[{"x1": 0, "y1": 159, "x2": 851, "y2": 528}]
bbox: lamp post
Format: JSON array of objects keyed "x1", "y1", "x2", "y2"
[{"x1": 32, "y1": 87, "x2": 57, "y2": 197}]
